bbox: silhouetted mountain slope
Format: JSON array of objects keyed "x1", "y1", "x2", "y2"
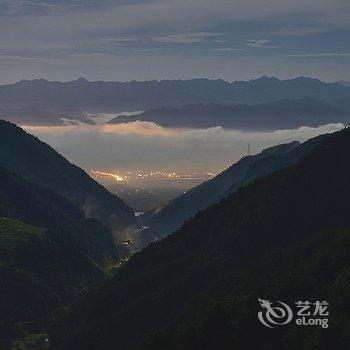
[
  {"x1": 51, "y1": 128, "x2": 350, "y2": 350},
  {"x1": 0, "y1": 120, "x2": 136, "y2": 233},
  {"x1": 0, "y1": 77, "x2": 350, "y2": 124},
  {"x1": 140, "y1": 142, "x2": 300, "y2": 238},
  {"x1": 141, "y1": 135, "x2": 326, "y2": 239},
  {"x1": 141, "y1": 229, "x2": 350, "y2": 350},
  {"x1": 224, "y1": 132, "x2": 327, "y2": 195},
  {"x1": 0, "y1": 166, "x2": 118, "y2": 267},
  {"x1": 107, "y1": 98, "x2": 350, "y2": 130},
  {"x1": 0, "y1": 166, "x2": 121, "y2": 347}
]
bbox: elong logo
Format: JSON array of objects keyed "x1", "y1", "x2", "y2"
[
  {"x1": 258, "y1": 299, "x2": 293, "y2": 328},
  {"x1": 258, "y1": 298, "x2": 329, "y2": 329}
]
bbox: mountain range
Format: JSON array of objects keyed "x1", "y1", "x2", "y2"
[
  {"x1": 50, "y1": 127, "x2": 350, "y2": 350},
  {"x1": 1, "y1": 76, "x2": 350, "y2": 126},
  {"x1": 107, "y1": 97, "x2": 350, "y2": 130},
  {"x1": 0, "y1": 120, "x2": 136, "y2": 235}
]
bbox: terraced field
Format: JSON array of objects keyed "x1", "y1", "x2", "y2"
[{"x1": 0, "y1": 217, "x2": 44, "y2": 250}]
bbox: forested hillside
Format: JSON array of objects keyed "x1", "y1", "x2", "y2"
[
  {"x1": 0, "y1": 166, "x2": 120, "y2": 348},
  {"x1": 51, "y1": 128, "x2": 350, "y2": 350},
  {"x1": 0, "y1": 120, "x2": 136, "y2": 233}
]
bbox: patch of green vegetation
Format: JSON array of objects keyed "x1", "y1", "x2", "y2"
[
  {"x1": 10, "y1": 331, "x2": 48, "y2": 350},
  {"x1": 0, "y1": 217, "x2": 44, "y2": 236},
  {"x1": 105, "y1": 256, "x2": 130, "y2": 275},
  {"x1": 0, "y1": 217, "x2": 44, "y2": 251}
]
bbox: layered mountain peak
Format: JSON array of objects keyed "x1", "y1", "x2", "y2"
[{"x1": 71, "y1": 77, "x2": 89, "y2": 83}]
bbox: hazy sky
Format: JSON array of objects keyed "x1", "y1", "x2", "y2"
[{"x1": 0, "y1": 0, "x2": 349, "y2": 83}]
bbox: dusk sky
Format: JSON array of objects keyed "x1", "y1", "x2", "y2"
[{"x1": 0, "y1": 0, "x2": 349, "y2": 83}]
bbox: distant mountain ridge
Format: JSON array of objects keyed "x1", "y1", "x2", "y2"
[
  {"x1": 0, "y1": 120, "x2": 137, "y2": 235},
  {"x1": 1, "y1": 76, "x2": 350, "y2": 125},
  {"x1": 107, "y1": 97, "x2": 350, "y2": 130},
  {"x1": 0, "y1": 106, "x2": 94, "y2": 126}
]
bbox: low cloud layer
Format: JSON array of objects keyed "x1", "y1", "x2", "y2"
[{"x1": 23, "y1": 122, "x2": 344, "y2": 174}]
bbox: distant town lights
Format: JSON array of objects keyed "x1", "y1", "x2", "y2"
[{"x1": 90, "y1": 169, "x2": 216, "y2": 182}]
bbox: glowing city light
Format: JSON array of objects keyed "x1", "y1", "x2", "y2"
[{"x1": 90, "y1": 169, "x2": 216, "y2": 182}]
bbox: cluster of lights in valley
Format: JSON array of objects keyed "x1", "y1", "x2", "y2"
[{"x1": 90, "y1": 170, "x2": 217, "y2": 182}]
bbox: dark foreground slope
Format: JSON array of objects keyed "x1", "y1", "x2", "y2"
[
  {"x1": 51, "y1": 128, "x2": 350, "y2": 349},
  {"x1": 0, "y1": 120, "x2": 136, "y2": 232},
  {"x1": 0, "y1": 166, "x2": 120, "y2": 348},
  {"x1": 141, "y1": 135, "x2": 325, "y2": 239}
]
